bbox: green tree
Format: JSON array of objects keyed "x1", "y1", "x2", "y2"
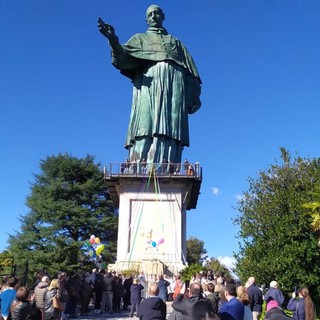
[
  {"x1": 8, "y1": 154, "x2": 118, "y2": 279},
  {"x1": 186, "y1": 236, "x2": 207, "y2": 265},
  {"x1": 204, "y1": 257, "x2": 232, "y2": 278},
  {"x1": 302, "y1": 185, "x2": 320, "y2": 236},
  {"x1": 234, "y1": 148, "x2": 320, "y2": 301},
  {"x1": 179, "y1": 258, "x2": 233, "y2": 283},
  {"x1": 179, "y1": 263, "x2": 206, "y2": 282},
  {"x1": 0, "y1": 250, "x2": 14, "y2": 276}
]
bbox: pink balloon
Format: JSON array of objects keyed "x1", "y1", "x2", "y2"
[{"x1": 158, "y1": 238, "x2": 164, "y2": 245}]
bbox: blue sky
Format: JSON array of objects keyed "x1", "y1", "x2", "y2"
[{"x1": 1, "y1": 0, "x2": 320, "y2": 266}]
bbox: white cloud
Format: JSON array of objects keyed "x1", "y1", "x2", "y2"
[
  {"x1": 212, "y1": 187, "x2": 220, "y2": 195},
  {"x1": 235, "y1": 194, "x2": 244, "y2": 201},
  {"x1": 218, "y1": 256, "x2": 236, "y2": 271}
]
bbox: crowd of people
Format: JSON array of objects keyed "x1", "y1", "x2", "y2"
[
  {"x1": 0, "y1": 268, "x2": 316, "y2": 320},
  {"x1": 168, "y1": 272, "x2": 316, "y2": 320}
]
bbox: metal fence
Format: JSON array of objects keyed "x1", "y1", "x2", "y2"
[
  {"x1": 0, "y1": 262, "x2": 29, "y2": 286},
  {"x1": 104, "y1": 161, "x2": 202, "y2": 179}
]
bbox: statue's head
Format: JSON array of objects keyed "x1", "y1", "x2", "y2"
[{"x1": 146, "y1": 4, "x2": 165, "y2": 28}]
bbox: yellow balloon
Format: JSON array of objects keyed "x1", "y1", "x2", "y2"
[
  {"x1": 95, "y1": 237, "x2": 100, "y2": 244},
  {"x1": 96, "y1": 244, "x2": 105, "y2": 255}
]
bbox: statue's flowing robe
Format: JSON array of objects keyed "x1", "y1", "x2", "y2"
[{"x1": 111, "y1": 27, "x2": 201, "y2": 163}]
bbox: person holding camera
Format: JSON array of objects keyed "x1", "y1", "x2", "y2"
[{"x1": 287, "y1": 287, "x2": 315, "y2": 320}]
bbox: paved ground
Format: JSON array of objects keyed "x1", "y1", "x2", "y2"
[{"x1": 69, "y1": 302, "x2": 173, "y2": 320}]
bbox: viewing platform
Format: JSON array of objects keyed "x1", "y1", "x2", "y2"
[{"x1": 103, "y1": 161, "x2": 202, "y2": 210}]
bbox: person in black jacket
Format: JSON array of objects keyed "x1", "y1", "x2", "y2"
[
  {"x1": 123, "y1": 275, "x2": 134, "y2": 311},
  {"x1": 246, "y1": 277, "x2": 263, "y2": 320},
  {"x1": 206, "y1": 283, "x2": 220, "y2": 314},
  {"x1": 264, "y1": 301, "x2": 293, "y2": 320},
  {"x1": 113, "y1": 276, "x2": 125, "y2": 313},
  {"x1": 80, "y1": 273, "x2": 92, "y2": 316},
  {"x1": 130, "y1": 278, "x2": 144, "y2": 317},
  {"x1": 94, "y1": 269, "x2": 104, "y2": 312},
  {"x1": 138, "y1": 284, "x2": 166, "y2": 320},
  {"x1": 169, "y1": 282, "x2": 212, "y2": 320},
  {"x1": 64, "y1": 272, "x2": 80, "y2": 319},
  {"x1": 11, "y1": 286, "x2": 37, "y2": 320}
]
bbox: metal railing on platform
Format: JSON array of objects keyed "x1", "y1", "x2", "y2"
[{"x1": 104, "y1": 161, "x2": 202, "y2": 179}]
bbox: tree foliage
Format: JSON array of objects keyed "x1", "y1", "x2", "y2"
[
  {"x1": 186, "y1": 236, "x2": 207, "y2": 265},
  {"x1": 0, "y1": 250, "x2": 14, "y2": 275},
  {"x1": 179, "y1": 263, "x2": 206, "y2": 282},
  {"x1": 8, "y1": 154, "x2": 118, "y2": 278},
  {"x1": 234, "y1": 148, "x2": 320, "y2": 301},
  {"x1": 179, "y1": 258, "x2": 233, "y2": 283},
  {"x1": 182, "y1": 237, "x2": 233, "y2": 282},
  {"x1": 302, "y1": 185, "x2": 320, "y2": 234},
  {"x1": 204, "y1": 257, "x2": 232, "y2": 278}
]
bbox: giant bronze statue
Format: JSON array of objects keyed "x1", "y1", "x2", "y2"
[{"x1": 98, "y1": 5, "x2": 201, "y2": 165}]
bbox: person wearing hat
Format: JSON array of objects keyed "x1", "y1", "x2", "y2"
[{"x1": 264, "y1": 300, "x2": 293, "y2": 320}]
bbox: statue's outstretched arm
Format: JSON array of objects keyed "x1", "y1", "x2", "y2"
[{"x1": 98, "y1": 17, "x2": 120, "y2": 49}]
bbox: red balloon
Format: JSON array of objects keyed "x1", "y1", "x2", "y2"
[{"x1": 89, "y1": 238, "x2": 95, "y2": 244}]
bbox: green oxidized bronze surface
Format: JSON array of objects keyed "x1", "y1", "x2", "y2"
[{"x1": 98, "y1": 5, "x2": 201, "y2": 165}]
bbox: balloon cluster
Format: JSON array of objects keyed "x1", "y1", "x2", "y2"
[
  {"x1": 145, "y1": 229, "x2": 164, "y2": 249},
  {"x1": 82, "y1": 235, "x2": 105, "y2": 259}
]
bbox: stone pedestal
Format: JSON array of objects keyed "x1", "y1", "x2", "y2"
[{"x1": 105, "y1": 168, "x2": 201, "y2": 275}]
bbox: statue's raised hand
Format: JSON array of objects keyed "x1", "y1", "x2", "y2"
[{"x1": 98, "y1": 17, "x2": 116, "y2": 40}]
